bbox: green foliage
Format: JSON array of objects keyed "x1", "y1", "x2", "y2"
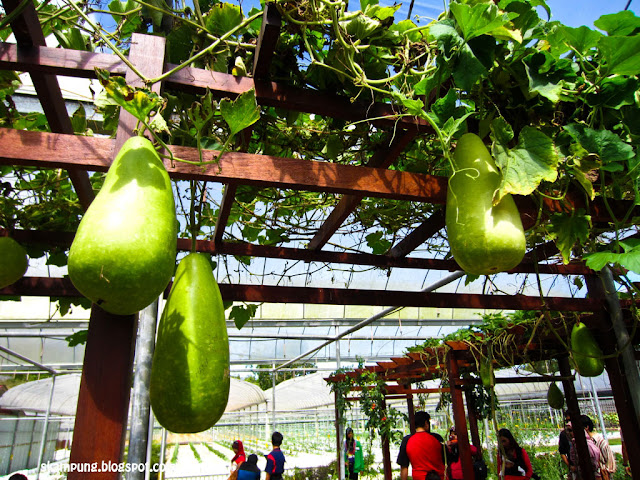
[
  {"x1": 2, "y1": 0, "x2": 640, "y2": 294},
  {"x1": 188, "y1": 442, "x2": 202, "y2": 463},
  {"x1": 203, "y1": 442, "x2": 229, "y2": 460},
  {"x1": 330, "y1": 359, "x2": 407, "y2": 443},
  {"x1": 244, "y1": 363, "x2": 318, "y2": 391}
]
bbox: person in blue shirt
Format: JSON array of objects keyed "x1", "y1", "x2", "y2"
[
  {"x1": 265, "y1": 431, "x2": 286, "y2": 480},
  {"x1": 237, "y1": 454, "x2": 261, "y2": 480}
]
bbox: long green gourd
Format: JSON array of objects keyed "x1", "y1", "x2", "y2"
[
  {"x1": 571, "y1": 322, "x2": 605, "y2": 377},
  {"x1": 68, "y1": 136, "x2": 177, "y2": 315},
  {"x1": 150, "y1": 253, "x2": 230, "y2": 433},
  {"x1": 446, "y1": 133, "x2": 526, "y2": 275}
]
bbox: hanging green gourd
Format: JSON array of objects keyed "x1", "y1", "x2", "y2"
[
  {"x1": 445, "y1": 133, "x2": 526, "y2": 275},
  {"x1": 150, "y1": 252, "x2": 230, "y2": 433},
  {"x1": 0, "y1": 236, "x2": 28, "y2": 288},
  {"x1": 570, "y1": 322, "x2": 605, "y2": 377},
  {"x1": 547, "y1": 382, "x2": 564, "y2": 409},
  {"x1": 68, "y1": 136, "x2": 177, "y2": 315},
  {"x1": 479, "y1": 351, "x2": 495, "y2": 388}
]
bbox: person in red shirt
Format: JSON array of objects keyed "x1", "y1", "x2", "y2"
[
  {"x1": 397, "y1": 411, "x2": 445, "y2": 480},
  {"x1": 231, "y1": 440, "x2": 246, "y2": 470},
  {"x1": 497, "y1": 428, "x2": 533, "y2": 480}
]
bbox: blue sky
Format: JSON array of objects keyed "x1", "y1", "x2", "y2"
[
  {"x1": 384, "y1": 0, "x2": 638, "y2": 27},
  {"x1": 543, "y1": 0, "x2": 636, "y2": 27}
]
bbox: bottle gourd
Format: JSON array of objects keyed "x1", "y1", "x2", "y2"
[
  {"x1": 150, "y1": 253, "x2": 230, "y2": 433},
  {"x1": 445, "y1": 133, "x2": 526, "y2": 275},
  {"x1": 68, "y1": 137, "x2": 177, "y2": 315},
  {"x1": 571, "y1": 322, "x2": 605, "y2": 377},
  {"x1": 0, "y1": 237, "x2": 28, "y2": 288}
]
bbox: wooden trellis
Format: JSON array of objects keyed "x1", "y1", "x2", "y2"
[{"x1": 0, "y1": 0, "x2": 639, "y2": 479}]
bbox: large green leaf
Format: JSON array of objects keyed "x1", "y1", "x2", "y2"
[
  {"x1": 491, "y1": 125, "x2": 559, "y2": 202},
  {"x1": 450, "y1": 2, "x2": 517, "y2": 41},
  {"x1": 220, "y1": 89, "x2": 260, "y2": 136},
  {"x1": 584, "y1": 239, "x2": 640, "y2": 274},
  {"x1": 585, "y1": 76, "x2": 639, "y2": 109},
  {"x1": 594, "y1": 11, "x2": 640, "y2": 36},
  {"x1": 343, "y1": 14, "x2": 381, "y2": 40},
  {"x1": 205, "y1": 3, "x2": 244, "y2": 37},
  {"x1": 366, "y1": 231, "x2": 392, "y2": 255},
  {"x1": 546, "y1": 210, "x2": 591, "y2": 264},
  {"x1": 564, "y1": 124, "x2": 635, "y2": 173},
  {"x1": 558, "y1": 25, "x2": 602, "y2": 56},
  {"x1": 598, "y1": 35, "x2": 640, "y2": 76}
]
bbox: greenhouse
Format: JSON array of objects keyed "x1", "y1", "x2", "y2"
[{"x1": 0, "y1": 0, "x2": 639, "y2": 479}]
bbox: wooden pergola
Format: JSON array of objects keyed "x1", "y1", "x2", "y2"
[
  {"x1": 0, "y1": 0, "x2": 639, "y2": 479},
  {"x1": 326, "y1": 311, "x2": 640, "y2": 480}
]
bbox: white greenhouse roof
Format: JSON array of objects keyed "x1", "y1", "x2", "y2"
[
  {"x1": 0, "y1": 374, "x2": 267, "y2": 416},
  {"x1": 264, "y1": 372, "x2": 335, "y2": 411}
]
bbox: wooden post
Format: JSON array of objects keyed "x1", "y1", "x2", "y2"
[
  {"x1": 381, "y1": 398, "x2": 393, "y2": 480},
  {"x1": 68, "y1": 306, "x2": 137, "y2": 479},
  {"x1": 447, "y1": 351, "x2": 473, "y2": 480},
  {"x1": 557, "y1": 355, "x2": 595, "y2": 480},
  {"x1": 584, "y1": 272, "x2": 640, "y2": 477},
  {"x1": 465, "y1": 389, "x2": 482, "y2": 453},
  {"x1": 406, "y1": 393, "x2": 416, "y2": 434},
  {"x1": 335, "y1": 391, "x2": 342, "y2": 480}
]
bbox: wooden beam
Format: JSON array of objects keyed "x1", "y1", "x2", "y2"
[
  {"x1": 4, "y1": 228, "x2": 595, "y2": 275},
  {"x1": 447, "y1": 350, "x2": 474, "y2": 480},
  {"x1": 387, "y1": 209, "x2": 445, "y2": 258},
  {"x1": 0, "y1": 128, "x2": 447, "y2": 203},
  {"x1": 0, "y1": 41, "x2": 431, "y2": 131},
  {"x1": 252, "y1": 3, "x2": 281, "y2": 78},
  {"x1": 0, "y1": 278, "x2": 601, "y2": 311},
  {"x1": 213, "y1": 184, "x2": 238, "y2": 244},
  {"x1": 3, "y1": 0, "x2": 94, "y2": 210},
  {"x1": 113, "y1": 33, "x2": 166, "y2": 152},
  {"x1": 0, "y1": 128, "x2": 637, "y2": 226},
  {"x1": 308, "y1": 130, "x2": 418, "y2": 250}
]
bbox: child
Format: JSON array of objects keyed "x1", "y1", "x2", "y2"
[{"x1": 265, "y1": 432, "x2": 286, "y2": 480}]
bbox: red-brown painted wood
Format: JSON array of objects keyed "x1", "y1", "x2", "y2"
[
  {"x1": 68, "y1": 306, "x2": 137, "y2": 480},
  {"x1": 3, "y1": 0, "x2": 94, "y2": 209},
  {"x1": 213, "y1": 184, "x2": 238, "y2": 244},
  {"x1": 2, "y1": 228, "x2": 594, "y2": 275},
  {"x1": 113, "y1": 34, "x2": 166, "y2": 152},
  {"x1": 252, "y1": 3, "x2": 281, "y2": 78},
  {"x1": 0, "y1": 41, "x2": 430, "y2": 131},
  {"x1": 558, "y1": 355, "x2": 595, "y2": 480},
  {"x1": 0, "y1": 277, "x2": 601, "y2": 311},
  {"x1": 0, "y1": 127, "x2": 637, "y2": 226},
  {"x1": 308, "y1": 130, "x2": 418, "y2": 250},
  {"x1": 447, "y1": 351, "x2": 474, "y2": 480},
  {"x1": 387, "y1": 209, "x2": 445, "y2": 259},
  {"x1": 0, "y1": 128, "x2": 448, "y2": 203}
]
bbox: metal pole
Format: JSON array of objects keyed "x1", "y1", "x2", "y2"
[
  {"x1": 275, "y1": 271, "x2": 465, "y2": 370},
  {"x1": 36, "y1": 374, "x2": 56, "y2": 479},
  {"x1": 272, "y1": 362, "x2": 276, "y2": 431},
  {"x1": 589, "y1": 378, "x2": 607, "y2": 440},
  {"x1": 144, "y1": 412, "x2": 155, "y2": 480},
  {"x1": 336, "y1": 327, "x2": 344, "y2": 480},
  {"x1": 598, "y1": 267, "x2": 640, "y2": 427},
  {"x1": 127, "y1": 299, "x2": 159, "y2": 480},
  {"x1": 158, "y1": 428, "x2": 168, "y2": 480}
]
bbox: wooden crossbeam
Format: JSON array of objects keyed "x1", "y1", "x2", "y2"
[
  {"x1": 307, "y1": 130, "x2": 418, "y2": 250},
  {"x1": 0, "y1": 277, "x2": 601, "y2": 311},
  {"x1": 387, "y1": 209, "x2": 446, "y2": 258},
  {"x1": 3, "y1": 0, "x2": 94, "y2": 210},
  {"x1": 0, "y1": 128, "x2": 448, "y2": 203},
  {"x1": 0, "y1": 41, "x2": 431, "y2": 131}
]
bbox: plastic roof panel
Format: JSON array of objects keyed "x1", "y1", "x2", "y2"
[{"x1": 0, "y1": 374, "x2": 267, "y2": 416}]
